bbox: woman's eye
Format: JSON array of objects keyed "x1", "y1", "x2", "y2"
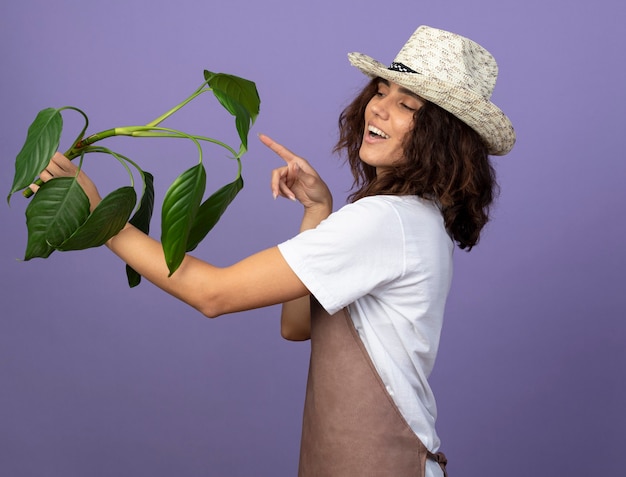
[{"x1": 401, "y1": 103, "x2": 416, "y2": 111}]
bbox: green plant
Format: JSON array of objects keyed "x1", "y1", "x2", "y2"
[{"x1": 8, "y1": 70, "x2": 260, "y2": 286}]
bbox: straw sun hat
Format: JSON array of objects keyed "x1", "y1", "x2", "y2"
[{"x1": 348, "y1": 25, "x2": 515, "y2": 156}]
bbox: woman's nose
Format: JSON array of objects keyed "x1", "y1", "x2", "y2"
[{"x1": 370, "y1": 97, "x2": 389, "y2": 119}]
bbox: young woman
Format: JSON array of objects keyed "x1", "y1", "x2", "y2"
[{"x1": 35, "y1": 25, "x2": 515, "y2": 477}]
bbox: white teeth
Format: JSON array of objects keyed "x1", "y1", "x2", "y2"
[{"x1": 368, "y1": 125, "x2": 389, "y2": 139}]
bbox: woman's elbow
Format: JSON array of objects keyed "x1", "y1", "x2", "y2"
[
  {"x1": 195, "y1": 291, "x2": 228, "y2": 319},
  {"x1": 200, "y1": 307, "x2": 221, "y2": 319},
  {"x1": 281, "y1": 323, "x2": 311, "y2": 341},
  {"x1": 195, "y1": 288, "x2": 253, "y2": 319}
]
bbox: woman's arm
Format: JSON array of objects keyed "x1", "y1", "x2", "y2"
[
  {"x1": 278, "y1": 204, "x2": 330, "y2": 340},
  {"x1": 106, "y1": 224, "x2": 309, "y2": 318},
  {"x1": 261, "y1": 134, "x2": 333, "y2": 340},
  {"x1": 34, "y1": 151, "x2": 311, "y2": 318}
]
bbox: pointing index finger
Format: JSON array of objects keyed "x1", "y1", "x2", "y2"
[{"x1": 258, "y1": 133, "x2": 298, "y2": 164}]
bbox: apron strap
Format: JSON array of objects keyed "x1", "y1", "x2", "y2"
[{"x1": 428, "y1": 451, "x2": 448, "y2": 477}]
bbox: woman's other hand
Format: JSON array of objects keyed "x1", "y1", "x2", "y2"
[{"x1": 260, "y1": 133, "x2": 333, "y2": 214}]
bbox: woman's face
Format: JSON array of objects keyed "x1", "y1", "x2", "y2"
[{"x1": 359, "y1": 79, "x2": 424, "y2": 174}]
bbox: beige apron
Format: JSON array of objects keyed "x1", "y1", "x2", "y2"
[{"x1": 298, "y1": 299, "x2": 448, "y2": 477}]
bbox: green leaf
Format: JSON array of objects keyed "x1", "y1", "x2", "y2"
[
  {"x1": 186, "y1": 175, "x2": 244, "y2": 252},
  {"x1": 8, "y1": 108, "x2": 63, "y2": 203},
  {"x1": 57, "y1": 186, "x2": 136, "y2": 251},
  {"x1": 24, "y1": 177, "x2": 90, "y2": 260},
  {"x1": 204, "y1": 71, "x2": 260, "y2": 122},
  {"x1": 204, "y1": 71, "x2": 260, "y2": 152},
  {"x1": 126, "y1": 171, "x2": 155, "y2": 287},
  {"x1": 231, "y1": 100, "x2": 252, "y2": 152},
  {"x1": 161, "y1": 163, "x2": 206, "y2": 276}
]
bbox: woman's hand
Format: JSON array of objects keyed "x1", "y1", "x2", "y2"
[
  {"x1": 31, "y1": 153, "x2": 102, "y2": 212},
  {"x1": 260, "y1": 133, "x2": 333, "y2": 214}
]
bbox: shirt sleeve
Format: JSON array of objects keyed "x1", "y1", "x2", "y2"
[{"x1": 277, "y1": 197, "x2": 407, "y2": 315}]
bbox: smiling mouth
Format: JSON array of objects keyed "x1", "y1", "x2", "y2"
[{"x1": 368, "y1": 125, "x2": 389, "y2": 139}]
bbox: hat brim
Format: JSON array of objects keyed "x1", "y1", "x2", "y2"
[{"x1": 348, "y1": 52, "x2": 516, "y2": 156}]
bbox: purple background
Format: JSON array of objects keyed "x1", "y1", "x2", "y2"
[{"x1": 1, "y1": 1, "x2": 624, "y2": 476}]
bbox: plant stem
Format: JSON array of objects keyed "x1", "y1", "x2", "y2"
[
  {"x1": 128, "y1": 130, "x2": 239, "y2": 158},
  {"x1": 23, "y1": 79, "x2": 233, "y2": 198},
  {"x1": 145, "y1": 82, "x2": 210, "y2": 128},
  {"x1": 66, "y1": 129, "x2": 117, "y2": 158}
]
